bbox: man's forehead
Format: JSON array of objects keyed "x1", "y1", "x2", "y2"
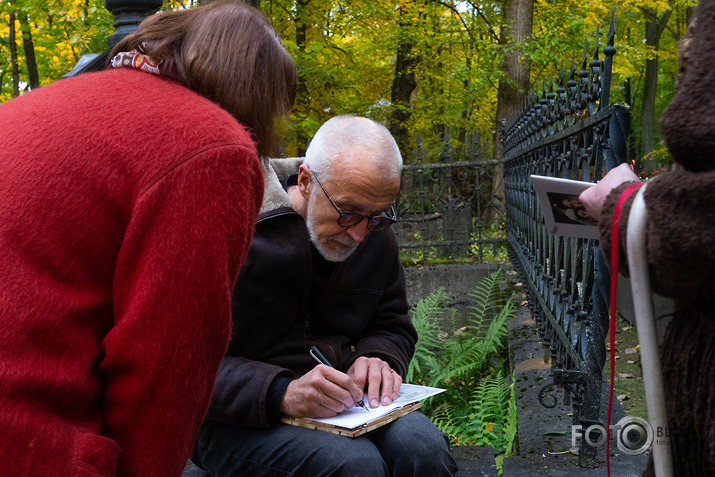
[
  {"x1": 332, "y1": 153, "x2": 398, "y2": 182},
  {"x1": 330, "y1": 166, "x2": 399, "y2": 196},
  {"x1": 331, "y1": 182, "x2": 399, "y2": 211}
]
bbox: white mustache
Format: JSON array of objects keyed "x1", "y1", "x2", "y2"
[{"x1": 333, "y1": 238, "x2": 358, "y2": 248}]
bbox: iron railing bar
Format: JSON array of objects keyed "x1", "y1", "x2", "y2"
[
  {"x1": 503, "y1": 104, "x2": 627, "y2": 162},
  {"x1": 402, "y1": 159, "x2": 500, "y2": 170}
]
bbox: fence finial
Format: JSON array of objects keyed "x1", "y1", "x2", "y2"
[
  {"x1": 556, "y1": 60, "x2": 566, "y2": 131},
  {"x1": 601, "y1": 8, "x2": 618, "y2": 107},
  {"x1": 588, "y1": 25, "x2": 602, "y2": 114}
]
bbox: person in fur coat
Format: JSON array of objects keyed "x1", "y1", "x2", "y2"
[
  {"x1": 0, "y1": 2, "x2": 295, "y2": 476},
  {"x1": 579, "y1": 0, "x2": 715, "y2": 474}
]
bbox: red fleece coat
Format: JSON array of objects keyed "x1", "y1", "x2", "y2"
[{"x1": 0, "y1": 69, "x2": 263, "y2": 476}]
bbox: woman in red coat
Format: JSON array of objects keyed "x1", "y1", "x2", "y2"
[{"x1": 0, "y1": 2, "x2": 295, "y2": 476}]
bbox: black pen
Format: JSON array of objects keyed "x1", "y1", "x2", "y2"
[{"x1": 310, "y1": 345, "x2": 370, "y2": 412}]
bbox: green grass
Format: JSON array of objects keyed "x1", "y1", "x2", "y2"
[{"x1": 603, "y1": 314, "x2": 647, "y2": 420}]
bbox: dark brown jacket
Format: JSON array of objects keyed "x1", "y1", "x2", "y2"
[{"x1": 207, "y1": 158, "x2": 417, "y2": 428}]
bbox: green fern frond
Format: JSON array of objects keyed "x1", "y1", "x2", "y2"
[
  {"x1": 466, "y1": 271, "x2": 501, "y2": 327},
  {"x1": 431, "y1": 340, "x2": 489, "y2": 386},
  {"x1": 430, "y1": 402, "x2": 464, "y2": 442},
  {"x1": 503, "y1": 370, "x2": 518, "y2": 458},
  {"x1": 466, "y1": 371, "x2": 509, "y2": 452},
  {"x1": 407, "y1": 287, "x2": 448, "y2": 383},
  {"x1": 405, "y1": 269, "x2": 519, "y2": 468},
  {"x1": 429, "y1": 273, "x2": 515, "y2": 388},
  {"x1": 467, "y1": 270, "x2": 512, "y2": 334}
]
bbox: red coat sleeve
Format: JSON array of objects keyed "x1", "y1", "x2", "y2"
[{"x1": 99, "y1": 144, "x2": 262, "y2": 476}]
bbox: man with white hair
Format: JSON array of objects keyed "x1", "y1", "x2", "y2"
[{"x1": 193, "y1": 115, "x2": 458, "y2": 476}]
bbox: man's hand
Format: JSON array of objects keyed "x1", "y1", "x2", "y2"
[
  {"x1": 347, "y1": 356, "x2": 402, "y2": 409},
  {"x1": 579, "y1": 163, "x2": 640, "y2": 222},
  {"x1": 280, "y1": 365, "x2": 364, "y2": 418}
]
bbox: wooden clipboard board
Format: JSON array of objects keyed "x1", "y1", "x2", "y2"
[{"x1": 280, "y1": 401, "x2": 422, "y2": 438}]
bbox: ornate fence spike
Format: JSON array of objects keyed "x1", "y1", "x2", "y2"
[
  {"x1": 578, "y1": 38, "x2": 590, "y2": 112},
  {"x1": 540, "y1": 77, "x2": 550, "y2": 138},
  {"x1": 592, "y1": 24, "x2": 601, "y2": 64},
  {"x1": 588, "y1": 25, "x2": 602, "y2": 114},
  {"x1": 532, "y1": 85, "x2": 541, "y2": 143},
  {"x1": 567, "y1": 51, "x2": 578, "y2": 125},
  {"x1": 601, "y1": 8, "x2": 617, "y2": 107},
  {"x1": 556, "y1": 60, "x2": 566, "y2": 131}
]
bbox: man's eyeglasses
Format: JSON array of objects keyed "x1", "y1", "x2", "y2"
[{"x1": 311, "y1": 172, "x2": 396, "y2": 232}]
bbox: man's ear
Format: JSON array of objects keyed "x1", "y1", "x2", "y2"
[{"x1": 297, "y1": 164, "x2": 312, "y2": 195}]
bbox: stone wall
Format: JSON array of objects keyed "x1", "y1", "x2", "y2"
[
  {"x1": 404, "y1": 263, "x2": 500, "y2": 332},
  {"x1": 403, "y1": 263, "x2": 498, "y2": 307}
]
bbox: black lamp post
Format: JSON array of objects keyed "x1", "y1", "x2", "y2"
[
  {"x1": 104, "y1": 0, "x2": 164, "y2": 49},
  {"x1": 64, "y1": 0, "x2": 163, "y2": 77}
]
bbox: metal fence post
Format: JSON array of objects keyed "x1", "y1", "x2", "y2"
[{"x1": 64, "y1": 0, "x2": 163, "y2": 77}]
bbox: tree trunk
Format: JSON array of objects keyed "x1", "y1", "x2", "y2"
[
  {"x1": 294, "y1": 0, "x2": 310, "y2": 156},
  {"x1": 640, "y1": 7, "x2": 672, "y2": 166},
  {"x1": 624, "y1": 76, "x2": 638, "y2": 167},
  {"x1": 19, "y1": 14, "x2": 39, "y2": 90},
  {"x1": 9, "y1": 2, "x2": 21, "y2": 98},
  {"x1": 491, "y1": 0, "x2": 533, "y2": 223},
  {"x1": 389, "y1": 5, "x2": 420, "y2": 157}
]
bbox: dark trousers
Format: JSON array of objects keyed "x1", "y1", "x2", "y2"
[{"x1": 193, "y1": 411, "x2": 458, "y2": 477}]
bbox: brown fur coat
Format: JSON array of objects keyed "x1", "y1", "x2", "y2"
[{"x1": 599, "y1": 0, "x2": 715, "y2": 474}]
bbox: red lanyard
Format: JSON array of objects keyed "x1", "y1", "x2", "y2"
[{"x1": 607, "y1": 182, "x2": 645, "y2": 475}]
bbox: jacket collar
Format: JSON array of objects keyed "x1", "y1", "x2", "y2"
[{"x1": 260, "y1": 157, "x2": 304, "y2": 215}]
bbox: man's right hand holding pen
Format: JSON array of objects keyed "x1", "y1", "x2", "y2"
[{"x1": 279, "y1": 346, "x2": 402, "y2": 419}]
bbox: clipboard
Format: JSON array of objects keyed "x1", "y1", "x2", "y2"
[{"x1": 281, "y1": 401, "x2": 422, "y2": 438}]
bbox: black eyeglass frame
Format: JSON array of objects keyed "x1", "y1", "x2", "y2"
[{"x1": 311, "y1": 171, "x2": 397, "y2": 232}]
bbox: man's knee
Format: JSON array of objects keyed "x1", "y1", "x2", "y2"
[
  {"x1": 326, "y1": 452, "x2": 388, "y2": 477},
  {"x1": 370, "y1": 412, "x2": 457, "y2": 475}
]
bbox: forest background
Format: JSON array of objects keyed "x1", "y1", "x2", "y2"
[{"x1": 1, "y1": 0, "x2": 694, "y2": 201}]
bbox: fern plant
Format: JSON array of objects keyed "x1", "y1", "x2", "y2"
[
  {"x1": 407, "y1": 270, "x2": 518, "y2": 470},
  {"x1": 405, "y1": 287, "x2": 449, "y2": 384},
  {"x1": 497, "y1": 373, "x2": 518, "y2": 469}
]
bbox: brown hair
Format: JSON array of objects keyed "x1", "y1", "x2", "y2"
[{"x1": 110, "y1": 0, "x2": 296, "y2": 157}]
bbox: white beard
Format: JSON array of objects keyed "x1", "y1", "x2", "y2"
[{"x1": 306, "y1": 190, "x2": 360, "y2": 262}]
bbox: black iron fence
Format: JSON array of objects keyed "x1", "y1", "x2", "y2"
[
  {"x1": 502, "y1": 10, "x2": 628, "y2": 467},
  {"x1": 394, "y1": 133, "x2": 507, "y2": 265}
]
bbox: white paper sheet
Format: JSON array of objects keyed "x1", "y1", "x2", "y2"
[{"x1": 302, "y1": 383, "x2": 445, "y2": 429}]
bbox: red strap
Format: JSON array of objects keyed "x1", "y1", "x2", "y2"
[{"x1": 607, "y1": 182, "x2": 644, "y2": 476}]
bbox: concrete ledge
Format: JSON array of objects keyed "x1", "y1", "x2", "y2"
[{"x1": 453, "y1": 445, "x2": 498, "y2": 476}]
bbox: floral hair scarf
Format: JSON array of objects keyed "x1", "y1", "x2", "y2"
[{"x1": 109, "y1": 47, "x2": 184, "y2": 83}]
